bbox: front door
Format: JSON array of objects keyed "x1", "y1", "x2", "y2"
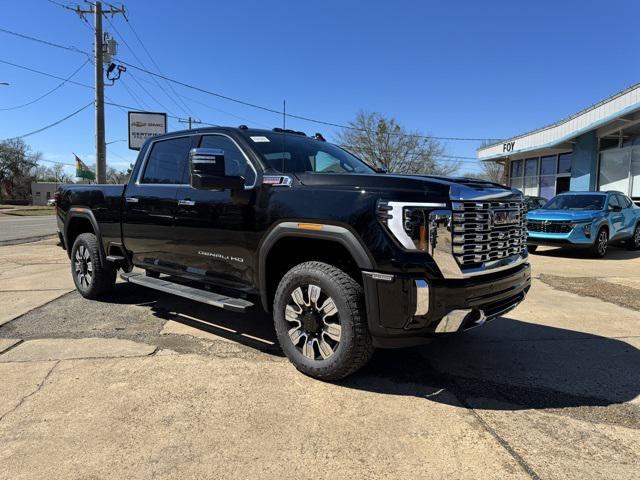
[
  {"x1": 122, "y1": 135, "x2": 195, "y2": 274},
  {"x1": 173, "y1": 133, "x2": 260, "y2": 292},
  {"x1": 607, "y1": 195, "x2": 625, "y2": 240}
]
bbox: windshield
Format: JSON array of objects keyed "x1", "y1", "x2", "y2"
[
  {"x1": 246, "y1": 133, "x2": 375, "y2": 174},
  {"x1": 543, "y1": 194, "x2": 605, "y2": 211}
]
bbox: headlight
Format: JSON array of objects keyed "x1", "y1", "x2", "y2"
[
  {"x1": 582, "y1": 223, "x2": 592, "y2": 237},
  {"x1": 377, "y1": 200, "x2": 446, "y2": 251}
]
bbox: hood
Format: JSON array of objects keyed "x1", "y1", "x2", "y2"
[
  {"x1": 295, "y1": 172, "x2": 512, "y2": 202},
  {"x1": 527, "y1": 209, "x2": 603, "y2": 222}
]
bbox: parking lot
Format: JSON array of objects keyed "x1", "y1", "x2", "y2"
[{"x1": 0, "y1": 239, "x2": 639, "y2": 479}]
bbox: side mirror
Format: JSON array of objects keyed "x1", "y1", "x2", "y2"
[
  {"x1": 189, "y1": 148, "x2": 245, "y2": 190},
  {"x1": 611, "y1": 205, "x2": 622, "y2": 212}
]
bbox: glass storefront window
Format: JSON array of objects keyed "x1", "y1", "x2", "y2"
[
  {"x1": 599, "y1": 148, "x2": 630, "y2": 193},
  {"x1": 525, "y1": 158, "x2": 538, "y2": 177},
  {"x1": 539, "y1": 156, "x2": 556, "y2": 200},
  {"x1": 511, "y1": 160, "x2": 523, "y2": 179},
  {"x1": 558, "y1": 153, "x2": 572, "y2": 174}
]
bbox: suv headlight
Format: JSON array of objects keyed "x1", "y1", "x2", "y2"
[{"x1": 377, "y1": 200, "x2": 446, "y2": 251}]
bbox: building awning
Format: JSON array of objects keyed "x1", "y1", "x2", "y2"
[{"x1": 477, "y1": 82, "x2": 640, "y2": 161}]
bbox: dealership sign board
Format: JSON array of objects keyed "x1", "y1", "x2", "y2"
[{"x1": 128, "y1": 111, "x2": 167, "y2": 150}]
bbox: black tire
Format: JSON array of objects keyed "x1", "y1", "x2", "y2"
[
  {"x1": 627, "y1": 223, "x2": 640, "y2": 250},
  {"x1": 273, "y1": 261, "x2": 374, "y2": 381},
  {"x1": 527, "y1": 245, "x2": 538, "y2": 254},
  {"x1": 70, "y1": 233, "x2": 116, "y2": 299},
  {"x1": 589, "y1": 228, "x2": 609, "y2": 258},
  {"x1": 145, "y1": 269, "x2": 161, "y2": 278}
]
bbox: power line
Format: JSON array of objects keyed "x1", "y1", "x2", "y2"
[
  {"x1": 3, "y1": 101, "x2": 93, "y2": 141},
  {"x1": 0, "y1": 26, "x2": 90, "y2": 58},
  {"x1": 0, "y1": 26, "x2": 502, "y2": 143},
  {"x1": 0, "y1": 59, "x2": 89, "y2": 111},
  {"x1": 0, "y1": 58, "x2": 94, "y2": 90}
]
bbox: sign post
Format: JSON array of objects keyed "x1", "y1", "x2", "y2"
[{"x1": 128, "y1": 111, "x2": 167, "y2": 150}]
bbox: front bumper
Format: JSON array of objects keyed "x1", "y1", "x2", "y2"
[
  {"x1": 527, "y1": 221, "x2": 595, "y2": 247},
  {"x1": 363, "y1": 263, "x2": 531, "y2": 348}
]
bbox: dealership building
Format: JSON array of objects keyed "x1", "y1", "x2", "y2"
[{"x1": 478, "y1": 83, "x2": 640, "y2": 203}]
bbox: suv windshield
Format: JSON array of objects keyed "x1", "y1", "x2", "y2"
[
  {"x1": 246, "y1": 132, "x2": 375, "y2": 174},
  {"x1": 543, "y1": 194, "x2": 605, "y2": 211}
]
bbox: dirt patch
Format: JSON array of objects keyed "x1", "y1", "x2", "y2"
[{"x1": 539, "y1": 274, "x2": 640, "y2": 311}]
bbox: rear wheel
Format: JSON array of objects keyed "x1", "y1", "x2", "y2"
[
  {"x1": 589, "y1": 228, "x2": 608, "y2": 258},
  {"x1": 273, "y1": 261, "x2": 374, "y2": 381},
  {"x1": 71, "y1": 233, "x2": 116, "y2": 299}
]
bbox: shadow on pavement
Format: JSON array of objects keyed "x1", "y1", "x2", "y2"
[
  {"x1": 97, "y1": 284, "x2": 640, "y2": 410},
  {"x1": 341, "y1": 316, "x2": 640, "y2": 411}
]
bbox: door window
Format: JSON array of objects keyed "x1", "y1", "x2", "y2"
[
  {"x1": 616, "y1": 194, "x2": 632, "y2": 208},
  {"x1": 199, "y1": 135, "x2": 256, "y2": 186},
  {"x1": 141, "y1": 137, "x2": 192, "y2": 184},
  {"x1": 607, "y1": 195, "x2": 620, "y2": 210}
]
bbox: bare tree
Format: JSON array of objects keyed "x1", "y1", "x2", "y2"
[
  {"x1": 0, "y1": 138, "x2": 41, "y2": 200},
  {"x1": 462, "y1": 160, "x2": 505, "y2": 184},
  {"x1": 335, "y1": 111, "x2": 457, "y2": 175},
  {"x1": 106, "y1": 165, "x2": 130, "y2": 184}
]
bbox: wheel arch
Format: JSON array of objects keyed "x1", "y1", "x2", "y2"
[
  {"x1": 64, "y1": 208, "x2": 106, "y2": 263},
  {"x1": 258, "y1": 222, "x2": 374, "y2": 312}
]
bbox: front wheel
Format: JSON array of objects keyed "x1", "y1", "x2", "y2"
[
  {"x1": 273, "y1": 261, "x2": 374, "y2": 381},
  {"x1": 627, "y1": 223, "x2": 640, "y2": 250},
  {"x1": 589, "y1": 228, "x2": 609, "y2": 258},
  {"x1": 70, "y1": 233, "x2": 116, "y2": 299}
]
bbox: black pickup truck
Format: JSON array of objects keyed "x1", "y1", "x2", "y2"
[{"x1": 57, "y1": 126, "x2": 531, "y2": 380}]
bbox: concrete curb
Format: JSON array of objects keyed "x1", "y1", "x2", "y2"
[{"x1": 0, "y1": 234, "x2": 57, "y2": 247}]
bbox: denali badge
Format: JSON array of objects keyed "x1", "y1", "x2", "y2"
[{"x1": 198, "y1": 251, "x2": 244, "y2": 263}]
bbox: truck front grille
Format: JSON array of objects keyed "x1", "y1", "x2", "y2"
[
  {"x1": 527, "y1": 220, "x2": 572, "y2": 234},
  {"x1": 451, "y1": 200, "x2": 527, "y2": 267}
]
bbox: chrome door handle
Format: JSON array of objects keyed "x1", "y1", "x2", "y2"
[
  {"x1": 125, "y1": 197, "x2": 139, "y2": 203},
  {"x1": 177, "y1": 199, "x2": 196, "y2": 206}
]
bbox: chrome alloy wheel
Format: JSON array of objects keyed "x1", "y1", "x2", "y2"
[
  {"x1": 634, "y1": 225, "x2": 640, "y2": 248},
  {"x1": 74, "y1": 245, "x2": 93, "y2": 288},
  {"x1": 285, "y1": 284, "x2": 341, "y2": 360},
  {"x1": 597, "y1": 230, "x2": 608, "y2": 256}
]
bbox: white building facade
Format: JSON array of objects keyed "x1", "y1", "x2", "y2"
[{"x1": 477, "y1": 83, "x2": 640, "y2": 203}]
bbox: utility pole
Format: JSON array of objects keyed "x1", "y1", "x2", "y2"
[
  {"x1": 70, "y1": 1, "x2": 125, "y2": 184},
  {"x1": 94, "y1": 1, "x2": 106, "y2": 184},
  {"x1": 178, "y1": 117, "x2": 202, "y2": 130}
]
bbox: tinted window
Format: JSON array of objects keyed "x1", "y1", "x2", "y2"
[
  {"x1": 608, "y1": 195, "x2": 620, "y2": 210},
  {"x1": 247, "y1": 133, "x2": 374, "y2": 174},
  {"x1": 558, "y1": 153, "x2": 572, "y2": 174},
  {"x1": 544, "y1": 195, "x2": 605, "y2": 211},
  {"x1": 199, "y1": 135, "x2": 255, "y2": 186},
  {"x1": 141, "y1": 137, "x2": 192, "y2": 184}
]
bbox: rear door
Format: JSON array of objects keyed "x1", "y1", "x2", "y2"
[
  {"x1": 173, "y1": 133, "x2": 260, "y2": 291},
  {"x1": 122, "y1": 135, "x2": 196, "y2": 274},
  {"x1": 617, "y1": 194, "x2": 636, "y2": 238}
]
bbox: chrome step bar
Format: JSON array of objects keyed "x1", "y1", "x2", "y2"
[{"x1": 119, "y1": 272, "x2": 254, "y2": 313}]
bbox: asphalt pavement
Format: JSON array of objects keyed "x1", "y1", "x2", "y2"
[{"x1": 0, "y1": 215, "x2": 57, "y2": 245}]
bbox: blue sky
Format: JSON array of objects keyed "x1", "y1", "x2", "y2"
[{"x1": 1, "y1": 0, "x2": 639, "y2": 176}]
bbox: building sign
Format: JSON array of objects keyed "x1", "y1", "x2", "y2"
[
  {"x1": 503, "y1": 141, "x2": 515, "y2": 153},
  {"x1": 128, "y1": 111, "x2": 167, "y2": 150}
]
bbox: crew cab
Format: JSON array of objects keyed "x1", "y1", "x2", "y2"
[
  {"x1": 527, "y1": 191, "x2": 640, "y2": 257},
  {"x1": 56, "y1": 126, "x2": 531, "y2": 380}
]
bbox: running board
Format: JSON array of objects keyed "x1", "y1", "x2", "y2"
[{"x1": 120, "y1": 272, "x2": 254, "y2": 313}]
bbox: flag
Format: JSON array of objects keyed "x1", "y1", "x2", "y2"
[{"x1": 74, "y1": 154, "x2": 95, "y2": 181}]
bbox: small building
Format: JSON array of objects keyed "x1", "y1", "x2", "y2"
[
  {"x1": 31, "y1": 182, "x2": 59, "y2": 206},
  {"x1": 477, "y1": 83, "x2": 640, "y2": 203}
]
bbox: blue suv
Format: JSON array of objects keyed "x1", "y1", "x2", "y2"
[{"x1": 527, "y1": 191, "x2": 640, "y2": 257}]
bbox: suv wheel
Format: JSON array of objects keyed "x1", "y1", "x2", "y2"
[
  {"x1": 628, "y1": 223, "x2": 640, "y2": 250},
  {"x1": 589, "y1": 228, "x2": 609, "y2": 258},
  {"x1": 71, "y1": 233, "x2": 116, "y2": 299},
  {"x1": 273, "y1": 261, "x2": 374, "y2": 381}
]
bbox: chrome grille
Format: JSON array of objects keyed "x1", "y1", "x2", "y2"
[{"x1": 451, "y1": 200, "x2": 527, "y2": 266}]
